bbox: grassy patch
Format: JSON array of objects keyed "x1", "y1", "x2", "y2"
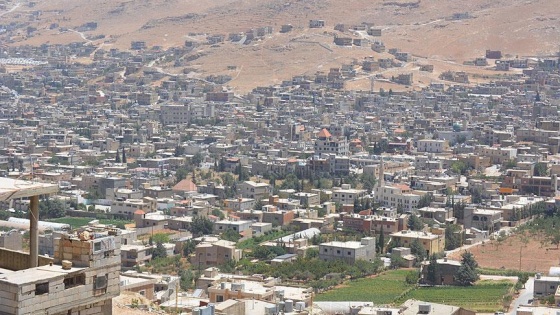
[
  {"x1": 315, "y1": 269, "x2": 413, "y2": 304},
  {"x1": 47, "y1": 217, "x2": 132, "y2": 229},
  {"x1": 397, "y1": 280, "x2": 513, "y2": 313}
]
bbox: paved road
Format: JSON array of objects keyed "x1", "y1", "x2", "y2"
[{"x1": 509, "y1": 277, "x2": 534, "y2": 314}]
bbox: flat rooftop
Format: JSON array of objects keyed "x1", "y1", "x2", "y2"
[
  {"x1": 0, "y1": 177, "x2": 58, "y2": 201},
  {"x1": 0, "y1": 264, "x2": 85, "y2": 285}
]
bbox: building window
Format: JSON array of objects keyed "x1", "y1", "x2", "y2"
[
  {"x1": 64, "y1": 273, "x2": 85, "y2": 289},
  {"x1": 35, "y1": 282, "x2": 49, "y2": 295},
  {"x1": 347, "y1": 251, "x2": 351, "y2": 255},
  {"x1": 336, "y1": 250, "x2": 341, "y2": 254},
  {"x1": 216, "y1": 295, "x2": 224, "y2": 302}
]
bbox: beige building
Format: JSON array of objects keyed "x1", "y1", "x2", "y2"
[
  {"x1": 390, "y1": 230, "x2": 446, "y2": 256},
  {"x1": 192, "y1": 240, "x2": 242, "y2": 267},
  {"x1": 319, "y1": 237, "x2": 376, "y2": 264},
  {"x1": 416, "y1": 139, "x2": 449, "y2": 153},
  {"x1": 238, "y1": 181, "x2": 272, "y2": 201}
]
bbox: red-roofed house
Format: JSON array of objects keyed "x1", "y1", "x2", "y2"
[{"x1": 172, "y1": 179, "x2": 197, "y2": 196}]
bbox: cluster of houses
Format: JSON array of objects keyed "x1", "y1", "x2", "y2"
[{"x1": 0, "y1": 13, "x2": 559, "y2": 314}]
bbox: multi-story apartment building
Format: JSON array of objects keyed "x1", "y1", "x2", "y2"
[
  {"x1": 474, "y1": 145, "x2": 517, "y2": 164},
  {"x1": 331, "y1": 184, "x2": 367, "y2": 206},
  {"x1": 238, "y1": 181, "x2": 271, "y2": 200},
  {"x1": 314, "y1": 128, "x2": 349, "y2": 156},
  {"x1": 375, "y1": 183, "x2": 421, "y2": 212},
  {"x1": 110, "y1": 197, "x2": 157, "y2": 218},
  {"x1": 416, "y1": 139, "x2": 449, "y2": 153},
  {"x1": 192, "y1": 240, "x2": 242, "y2": 267}
]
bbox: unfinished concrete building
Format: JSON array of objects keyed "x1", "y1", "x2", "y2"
[{"x1": 0, "y1": 178, "x2": 121, "y2": 315}]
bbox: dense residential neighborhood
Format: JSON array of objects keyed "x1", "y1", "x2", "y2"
[{"x1": 0, "y1": 3, "x2": 560, "y2": 314}]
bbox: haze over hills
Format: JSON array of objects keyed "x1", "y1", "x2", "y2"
[{"x1": 1, "y1": 0, "x2": 559, "y2": 92}]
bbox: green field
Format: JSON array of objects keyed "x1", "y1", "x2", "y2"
[
  {"x1": 316, "y1": 270, "x2": 513, "y2": 312},
  {"x1": 315, "y1": 269, "x2": 413, "y2": 304},
  {"x1": 397, "y1": 280, "x2": 513, "y2": 313},
  {"x1": 47, "y1": 217, "x2": 132, "y2": 229}
]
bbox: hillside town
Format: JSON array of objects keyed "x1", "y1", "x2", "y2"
[{"x1": 1, "y1": 9, "x2": 560, "y2": 315}]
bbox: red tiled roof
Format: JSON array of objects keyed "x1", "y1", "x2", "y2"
[
  {"x1": 172, "y1": 179, "x2": 197, "y2": 192},
  {"x1": 317, "y1": 128, "x2": 332, "y2": 138}
]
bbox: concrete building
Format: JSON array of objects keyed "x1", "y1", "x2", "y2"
[
  {"x1": 111, "y1": 197, "x2": 157, "y2": 219},
  {"x1": 0, "y1": 229, "x2": 23, "y2": 251},
  {"x1": 417, "y1": 139, "x2": 449, "y2": 153},
  {"x1": 238, "y1": 181, "x2": 272, "y2": 201},
  {"x1": 390, "y1": 230, "x2": 446, "y2": 256},
  {"x1": 314, "y1": 128, "x2": 349, "y2": 156},
  {"x1": 0, "y1": 231, "x2": 121, "y2": 315},
  {"x1": 120, "y1": 244, "x2": 154, "y2": 268},
  {"x1": 192, "y1": 240, "x2": 242, "y2": 267},
  {"x1": 318, "y1": 237, "x2": 376, "y2": 264},
  {"x1": 420, "y1": 258, "x2": 462, "y2": 285},
  {"x1": 160, "y1": 104, "x2": 190, "y2": 125},
  {"x1": 213, "y1": 219, "x2": 252, "y2": 235},
  {"x1": 534, "y1": 273, "x2": 560, "y2": 297},
  {"x1": 331, "y1": 184, "x2": 367, "y2": 206}
]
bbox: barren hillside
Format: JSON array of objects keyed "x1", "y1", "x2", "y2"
[{"x1": 1, "y1": 0, "x2": 558, "y2": 92}]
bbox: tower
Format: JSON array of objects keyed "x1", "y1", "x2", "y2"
[{"x1": 378, "y1": 156, "x2": 385, "y2": 187}]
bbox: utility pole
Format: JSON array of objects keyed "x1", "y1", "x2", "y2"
[{"x1": 175, "y1": 280, "x2": 179, "y2": 314}]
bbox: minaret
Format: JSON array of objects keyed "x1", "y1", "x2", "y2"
[{"x1": 378, "y1": 156, "x2": 385, "y2": 187}]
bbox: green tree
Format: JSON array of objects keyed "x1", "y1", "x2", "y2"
[
  {"x1": 254, "y1": 199, "x2": 264, "y2": 210},
  {"x1": 408, "y1": 214, "x2": 424, "y2": 231},
  {"x1": 360, "y1": 174, "x2": 376, "y2": 193},
  {"x1": 417, "y1": 193, "x2": 434, "y2": 208},
  {"x1": 426, "y1": 254, "x2": 439, "y2": 284},
  {"x1": 281, "y1": 174, "x2": 300, "y2": 190},
  {"x1": 390, "y1": 255, "x2": 405, "y2": 269},
  {"x1": 152, "y1": 242, "x2": 167, "y2": 259},
  {"x1": 179, "y1": 269, "x2": 195, "y2": 290},
  {"x1": 534, "y1": 162, "x2": 548, "y2": 176},
  {"x1": 454, "y1": 251, "x2": 479, "y2": 286},
  {"x1": 410, "y1": 238, "x2": 427, "y2": 263},
  {"x1": 221, "y1": 173, "x2": 235, "y2": 187},
  {"x1": 211, "y1": 209, "x2": 225, "y2": 220},
  {"x1": 406, "y1": 270, "x2": 420, "y2": 284},
  {"x1": 445, "y1": 224, "x2": 463, "y2": 250},
  {"x1": 174, "y1": 145, "x2": 185, "y2": 157},
  {"x1": 450, "y1": 161, "x2": 469, "y2": 175},
  {"x1": 377, "y1": 226, "x2": 385, "y2": 253},
  {"x1": 175, "y1": 168, "x2": 188, "y2": 184},
  {"x1": 192, "y1": 152, "x2": 203, "y2": 167},
  {"x1": 39, "y1": 198, "x2": 68, "y2": 219},
  {"x1": 115, "y1": 149, "x2": 121, "y2": 163},
  {"x1": 189, "y1": 216, "x2": 213, "y2": 237},
  {"x1": 152, "y1": 233, "x2": 170, "y2": 244},
  {"x1": 221, "y1": 229, "x2": 241, "y2": 242},
  {"x1": 182, "y1": 239, "x2": 196, "y2": 257}
]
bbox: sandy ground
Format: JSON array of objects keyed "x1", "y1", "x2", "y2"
[
  {"x1": 449, "y1": 234, "x2": 560, "y2": 273},
  {"x1": 113, "y1": 291, "x2": 164, "y2": 315}
]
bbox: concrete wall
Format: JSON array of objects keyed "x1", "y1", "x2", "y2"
[{"x1": 0, "y1": 248, "x2": 53, "y2": 271}]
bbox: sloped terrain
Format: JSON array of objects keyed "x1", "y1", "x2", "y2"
[{"x1": 1, "y1": 0, "x2": 558, "y2": 92}]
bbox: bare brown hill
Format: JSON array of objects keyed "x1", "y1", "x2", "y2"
[{"x1": 1, "y1": 0, "x2": 558, "y2": 92}]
